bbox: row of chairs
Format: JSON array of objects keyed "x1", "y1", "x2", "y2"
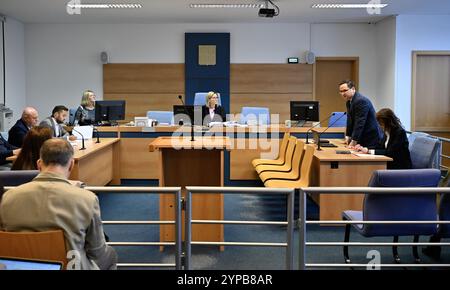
[{"x1": 252, "y1": 133, "x2": 316, "y2": 188}]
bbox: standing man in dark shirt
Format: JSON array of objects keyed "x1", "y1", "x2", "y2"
[
  {"x1": 8, "y1": 107, "x2": 39, "y2": 147},
  {"x1": 339, "y1": 80, "x2": 383, "y2": 148}
]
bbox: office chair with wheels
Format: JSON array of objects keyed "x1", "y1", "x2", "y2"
[
  {"x1": 409, "y1": 134, "x2": 441, "y2": 169},
  {"x1": 342, "y1": 169, "x2": 441, "y2": 264}
]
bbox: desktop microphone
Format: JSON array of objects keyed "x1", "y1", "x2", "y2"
[
  {"x1": 72, "y1": 127, "x2": 86, "y2": 150},
  {"x1": 178, "y1": 95, "x2": 185, "y2": 106},
  {"x1": 316, "y1": 112, "x2": 347, "y2": 151},
  {"x1": 305, "y1": 113, "x2": 336, "y2": 144}
]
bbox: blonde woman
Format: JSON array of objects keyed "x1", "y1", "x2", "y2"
[
  {"x1": 73, "y1": 90, "x2": 96, "y2": 125},
  {"x1": 201, "y1": 91, "x2": 226, "y2": 125}
]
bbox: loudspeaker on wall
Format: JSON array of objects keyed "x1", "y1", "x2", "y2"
[
  {"x1": 101, "y1": 51, "x2": 109, "y2": 64},
  {"x1": 305, "y1": 51, "x2": 315, "y2": 64}
]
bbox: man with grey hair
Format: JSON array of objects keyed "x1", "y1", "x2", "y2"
[
  {"x1": 8, "y1": 107, "x2": 39, "y2": 147},
  {"x1": 0, "y1": 138, "x2": 117, "y2": 270}
]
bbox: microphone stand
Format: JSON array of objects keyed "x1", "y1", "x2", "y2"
[
  {"x1": 178, "y1": 95, "x2": 195, "y2": 142},
  {"x1": 93, "y1": 127, "x2": 100, "y2": 143},
  {"x1": 72, "y1": 127, "x2": 86, "y2": 150},
  {"x1": 316, "y1": 112, "x2": 347, "y2": 151},
  {"x1": 306, "y1": 113, "x2": 336, "y2": 144}
]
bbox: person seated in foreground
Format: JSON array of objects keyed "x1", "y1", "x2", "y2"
[{"x1": 0, "y1": 138, "x2": 117, "y2": 270}]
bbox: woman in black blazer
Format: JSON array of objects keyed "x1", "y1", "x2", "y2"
[
  {"x1": 202, "y1": 91, "x2": 226, "y2": 126},
  {"x1": 355, "y1": 108, "x2": 412, "y2": 169}
]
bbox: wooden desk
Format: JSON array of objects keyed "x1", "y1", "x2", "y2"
[
  {"x1": 149, "y1": 136, "x2": 230, "y2": 249},
  {"x1": 70, "y1": 138, "x2": 120, "y2": 186},
  {"x1": 311, "y1": 141, "x2": 392, "y2": 221}
]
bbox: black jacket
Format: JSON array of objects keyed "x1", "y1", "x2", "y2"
[
  {"x1": 372, "y1": 126, "x2": 412, "y2": 169},
  {"x1": 346, "y1": 92, "x2": 383, "y2": 148},
  {"x1": 202, "y1": 105, "x2": 226, "y2": 125},
  {"x1": 8, "y1": 119, "x2": 29, "y2": 148},
  {"x1": 0, "y1": 135, "x2": 18, "y2": 165}
]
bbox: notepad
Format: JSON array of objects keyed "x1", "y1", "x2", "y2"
[{"x1": 72, "y1": 125, "x2": 93, "y2": 140}]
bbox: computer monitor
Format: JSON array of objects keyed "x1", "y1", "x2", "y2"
[
  {"x1": 290, "y1": 101, "x2": 319, "y2": 122},
  {"x1": 95, "y1": 100, "x2": 126, "y2": 125},
  {"x1": 0, "y1": 256, "x2": 63, "y2": 270},
  {"x1": 173, "y1": 105, "x2": 203, "y2": 126}
]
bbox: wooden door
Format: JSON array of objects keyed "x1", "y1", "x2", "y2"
[
  {"x1": 412, "y1": 52, "x2": 450, "y2": 169},
  {"x1": 314, "y1": 57, "x2": 359, "y2": 121}
]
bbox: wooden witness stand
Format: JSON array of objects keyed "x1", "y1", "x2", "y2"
[{"x1": 149, "y1": 136, "x2": 230, "y2": 251}]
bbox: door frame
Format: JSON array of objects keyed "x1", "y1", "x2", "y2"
[
  {"x1": 313, "y1": 57, "x2": 360, "y2": 100},
  {"x1": 411, "y1": 51, "x2": 450, "y2": 132}
]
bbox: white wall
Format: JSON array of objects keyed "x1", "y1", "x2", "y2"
[
  {"x1": 395, "y1": 15, "x2": 450, "y2": 130},
  {"x1": 311, "y1": 23, "x2": 379, "y2": 108},
  {"x1": 25, "y1": 23, "x2": 310, "y2": 115},
  {"x1": 4, "y1": 17, "x2": 26, "y2": 125},
  {"x1": 374, "y1": 17, "x2": 396, "y2": 110}
]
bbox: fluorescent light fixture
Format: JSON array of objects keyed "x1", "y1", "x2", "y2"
[
  {"x1": 189, "y1": 4, "x2": 264, "y2": 8},
  {"x1": 67, "y1": 4, "x2": 143, "y2": 9},
  {"x1": 311, "y1": 3, "x2": 388, "y2": 9}
]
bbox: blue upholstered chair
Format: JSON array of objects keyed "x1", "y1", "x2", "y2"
[
  {"x1": 0, "y1": 170, "x2": 39, "y2": 186},
  {"x1": 146, "y1": 111, "x2": 174, "y2": 125},
  {"x1": 328, "y1": 112, "x2": 347, "y2": 127},
  {"x1": 409, "y1": 135, "x2": 441, "y2": 169},
  {"x1": 408, "y1": 134, "x2": 441, "y2": 169},
  {"x1": 193, "y1": 92, "x2": 222, "y2": 106},
  {"x1": 69, "y1": 108, "x2": 77, "y2": 126},
  {"x1": 239, "y1": 107, "x2": 270, "y2": 125},
  {"x1": 342, "y1": 169, "x2": 441, "y2": 264}
]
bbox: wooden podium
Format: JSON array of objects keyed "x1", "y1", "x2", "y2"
[{"x1": 149, "y1": 136, "x2": 229, "y2": 249}]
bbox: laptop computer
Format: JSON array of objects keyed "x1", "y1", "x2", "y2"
[{"x1": 0, "y1": 256, "x2": 63, "y2": 270}]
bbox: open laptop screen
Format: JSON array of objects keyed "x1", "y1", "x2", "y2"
[{"x1": 0, "y1": 257, "x2": 62, "y2": 270}]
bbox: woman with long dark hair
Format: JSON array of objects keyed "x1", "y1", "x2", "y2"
[
  {"x1": 355, "y1": 108, "x2": 412, "y2": 169},
  {"x1": 11, "y1": 126, "x2": 53, "y2": 170}
]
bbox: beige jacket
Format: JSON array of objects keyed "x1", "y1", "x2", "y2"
[{"x1": 0, "y1": 172, "x2": 117, "y2": 270}]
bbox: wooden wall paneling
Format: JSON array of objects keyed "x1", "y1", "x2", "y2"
[
  {"x1": 103, "y1": 64, "x2": 184, "y2": 93},
  {"x1": 230, "y1": 93, "x2": 313, "y2": 123},
  {"x1": 104, "y1": 93, "x2": 185, "y2": 121},
  {"x1": 231, "y1": 64, "x2": 313, "y2": 93}
]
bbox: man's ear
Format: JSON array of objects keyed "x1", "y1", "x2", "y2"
[
  {"x1": 37, "y1": 159, "x2": 43, "y2": 170},
  {"x1": 68, "y1": 158, "x2": 75, "y2": 173}
]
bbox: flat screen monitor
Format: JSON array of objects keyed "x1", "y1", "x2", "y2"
[
  {"x1": 95, "y1": 100, "x2": 126, "y2": 125},
  {"x1": 0, "y1": 256, "x2": 63, "y2": 270},
  {"x1": 290, "y1": 101, "x2": 319, "y2": 122},
  {"x1": 173, "y1": 105, "x2": 203, "y2": 126}
]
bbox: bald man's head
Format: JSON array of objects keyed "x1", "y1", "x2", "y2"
[{"x1": 22, "y1": 107, "x2": 39, "y2": 127}]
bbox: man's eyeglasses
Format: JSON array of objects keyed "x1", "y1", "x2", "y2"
[{"x1": 339, "y1": 88, "x2": 350, "y2": 94}]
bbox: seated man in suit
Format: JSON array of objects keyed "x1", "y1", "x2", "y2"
[
  {"x1": 8, "y1": 107, "x2": 39, "y2": 147},
  {"x1": 0, "y1": 134, "x2": 20, "y2": 166},
  {"x1": 39, "y1": 105, "x2": 77, "y2": 141},
  {"x1": 0, "y1": 138, "x2": 117, "y2": 270},
  {"x1": 202, "y1": 91, "x2": 226, "y2": 126}
]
